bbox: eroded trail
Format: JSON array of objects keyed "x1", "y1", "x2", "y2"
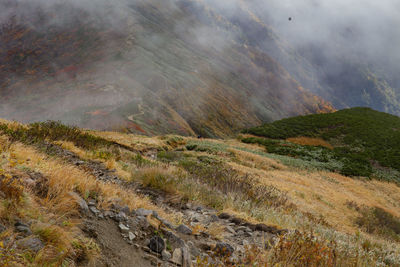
[{"x1": 41, "y1": 141, "x2": 285, "y2": 266}]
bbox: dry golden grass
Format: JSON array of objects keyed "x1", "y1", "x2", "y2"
[
  {"x1": 87, "y1": 130, "x2": 166, "y2": 152},
  {"x1": 10, "y1": 142, "x2": 179, "y2": 223},
  {"x1": 228, "y1": 148, "x2": 286, "y2": 171},
  {"x1": 0, "y1": 119, "x2": 24, "y2": 130},
  {"x1": 286, "y1": 136, "x2": 334, "y2": 150},
  {"x1": 228, "y1": 159, "x2": 400, "y2": 233},
  {"x1": 55, "y1": 133, "x2": 400, "y2": 239},
  {"x1": 55, "y1": 140, "x2": 131, "y2": 181},
  {"x1": 207, "y1": 223, "x2": 226, "y2": 240}
]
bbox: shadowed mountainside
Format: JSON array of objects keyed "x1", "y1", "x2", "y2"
[{"x1": 0, "y1": 0, "x2": 334, "y2": 137}]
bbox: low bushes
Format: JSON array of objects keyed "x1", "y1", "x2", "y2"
[{"x1": 355, "y1": 206, "x2": 400, "y2": 241}]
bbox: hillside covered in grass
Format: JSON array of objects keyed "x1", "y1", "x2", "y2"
[
  {"x1": 0, "y1": 119, "x2": 399, "y2": 266},
  {"x1": 243, "y1": 107, "x2": 400, "y2": 182}
]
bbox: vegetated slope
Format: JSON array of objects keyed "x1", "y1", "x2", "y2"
[
  {"x1": 243, "y1": 107, "x2": 400, "y2": 182},
  {"x1": 0, "y1": 0, "x2": 335, "y2": 137},
  {"x1": 1, "y1": 119, "x2": 399, "y2": 266}
]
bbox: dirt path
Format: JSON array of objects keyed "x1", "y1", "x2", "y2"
[
  {"x1": 37, "y1": 142, "x2": 286, "y2": 266},
  {"x1": 86, "y1": 219, "x2": 154, "y2": 267}
]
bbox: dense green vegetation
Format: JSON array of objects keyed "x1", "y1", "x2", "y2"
[{"x1": 243, "y1": 108, "x2": 400, "y2": 183}]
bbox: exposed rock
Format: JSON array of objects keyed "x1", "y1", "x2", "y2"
[
  {"x1": 17, "y1": 237, "x2": 44, "y2": 252},
  {"x1": 114, "y1": 211, "x2": 127, "y2": 222},
  {"x1": 89, "y1": 206, "x2": 100, "y2": 215},
  {"x1": 148, "y1": 236, "x2": 165, "y2": 253},
  {"x1": 218, "y1": 213, "x2": 231, "y2": 220},
  {"x1": 176, "y1": 224, "x2": 192, "y2": 235},
  {"x1": 68, "y1": 192, "x2": 89, "y2": 214},
  {"x1": 88, "y1": 199, "x2": 96, "y2": 206},
  {"x1": 110, "y1": 203, "x2": 123, "y2": 211},
  {"x1": 230, "y1": 217, "x2": 245, "y2": 225},
  {"x1": 181, "y1": 245, "x2": 191, "y2": 267},
  {"x1": 118, "y1": 223, "x2": 130, "y2": 233},
  {"x1": 214, "y1": 242, "x2": 234, "y2": 256},
  {"x1": 225, "y1": 226, "x2": 236, "y2": 234},
  {"x1": 104, "y1": 210, "x2": 115, "y2": 218},
  {"x1": 136, "y1": 216, "x2": 150, "y2": 230},
  {"x1": 142, "y1": 246, "x2": 151, "y2": 253},
  {"x1": 143, "y1": 253, "x2": 158, "y2": 264},
  {"x1": 242, "y1": 240, "x2": 250, "y2": 246},
  {"x1": 237, "y1": 226, "x2": 252, "y2": 232},
  {"x1": 121, "y1": 205, "x2": 131, "y2": 214},
  {"x1": 162, "y1": 249, "x2": 172, "y2": 261},
  {"x1": 198, "y1": 242, "x2": 214, "y2": 251},
  {"x1": 74, "y1": 160, "x2": 84, "y2": 166},
  {"x1": 187, "y1": 241, "x2": 200, "y2": 257},
  {"x1": 128, "y1": 232, "x2": 136, "y2": 241},
  {"x1": 135, "y1": 208, "x2": 153, "y2": 217},
  {"x1": 164, "y1": 230, "x2": 185, "y2": 247},
  {"x1": 210, "y1": 214, "x2": 218, "y2": 222},
  {"x1": 184, "y1": 203, "x2": 192, "y2": 210},
  {"x1": 15, "y1": 222, "x2": 32, "y2": 236},
  {"x1": 195, "y1": 206, "x2": 203, "y2": 212},
  {"x1": 244, "y1": 231, "x2": 252, "y2": 237},
  {"x1": 160, "y1": 219, "x2": 174, "y2": 229},
  {"x1": 244, "y1": 223, "x2": 257, "y2": 231},
  {"x1": 255, "y1": 223, "x2": 279, "y2": 233},
  {"x1": 171, "y1": 248, "x2": 183, "y2": 265}
]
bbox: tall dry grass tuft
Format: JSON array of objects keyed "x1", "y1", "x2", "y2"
[{"x1": 134, "y1": 167, "x2": 178, "y2": 194}]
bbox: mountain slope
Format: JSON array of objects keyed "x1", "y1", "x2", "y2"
[
  {"x1": 244, "y1": 107, "x2": 400, "y2": 182},
  {"x1": 0, "y1": 0, "x2": 334, "y2": 137},
  {"x1": 0, "y1": 119, "x2": 399, "y2": 266}
]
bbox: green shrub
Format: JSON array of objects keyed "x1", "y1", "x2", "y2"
[
  {"x1": 355, "y1": 206, "x2": 400, "y2": 241},
  {"x1": 242, "y1": 108, "x2": 400, "y2": 182}
]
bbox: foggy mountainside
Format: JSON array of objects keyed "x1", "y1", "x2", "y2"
[
  {"x1": 2, "y1": 2, "x2": 400, "y2": 266},
  {"x1": 0, "y1": 0, "x2": 399, "y2": 137},
  {"x1": 0, "y1": 0, "x2": 333, "y2": 137}
]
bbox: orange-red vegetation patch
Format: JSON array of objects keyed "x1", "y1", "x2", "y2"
[
  {"x1": 127, "y1": 121, "x2": 147, "y2": 134},
  {"x1": 286, "y1": 136, "x2": 334, "y2": 150},
  {"x1": 86, "y1": 110, "x2": 109, "y2": 116}
]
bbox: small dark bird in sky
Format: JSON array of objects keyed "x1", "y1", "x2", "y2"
[{"x1": 288, "y1": 17, "x2": 292, "y2": 21}]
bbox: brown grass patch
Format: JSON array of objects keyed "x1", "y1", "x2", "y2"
[
  {"x1": 286, "y1": 136, "x2": 334, "y2": 150},
  {"x1": 228, "y1": 148, "x2": 286, "y2": 171}
]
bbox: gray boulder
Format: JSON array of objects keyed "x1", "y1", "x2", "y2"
[
  {"x1": 15, "y1": 222, "x2": 32, "y2": 236},
  {"x1": 148, "y1": 236, "x2": 165, "y2": 253},
  {"x1": 176, "y1": 224, "x2": 192, "y2": 235},
  {"x1": 171, "y1": 248, "x2": 183, "y2": 265},
  {"x1": 162, "y1": 249, "x2": 171, "y2": 261},
  {"x1": 135, "y1": 208, "x2": 153, "y2": 217},
  {"x1": 68, "y1": 192, "x2": 89, "y2": 214},
  {"x1": 17, "y1": 237, "x2": 44, "y2": 253}
]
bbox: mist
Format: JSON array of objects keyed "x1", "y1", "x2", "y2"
[
  {"x1": 253, "y1": 0, "x2": 400, "y2": 70},
  {"x1": 1, "y1": 0, "x2": 400, "y2": 135}
]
